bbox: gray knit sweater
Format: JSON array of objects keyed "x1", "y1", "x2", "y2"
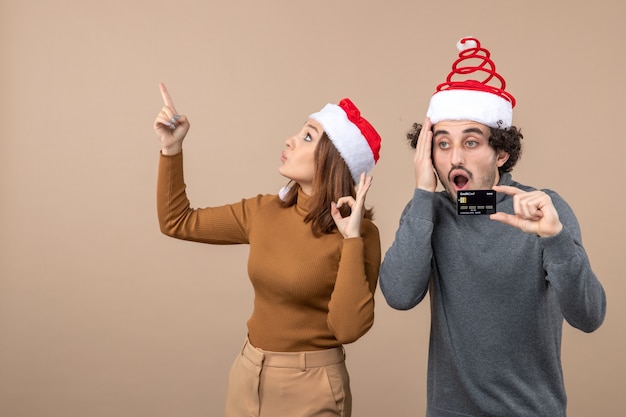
[{"x1": 379, "y1": 173, "x2": 606, "y2": 417}]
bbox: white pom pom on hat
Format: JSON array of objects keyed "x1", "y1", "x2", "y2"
[
  {"x1": 309, "y1": 98, "x2": 381, "y2": 183},
  {"x1": 427, "y1": 37, "x2": 516, "y2": 129},
  {"x1": 456, "y1": 38, "x2": 478, "y2": 51}
]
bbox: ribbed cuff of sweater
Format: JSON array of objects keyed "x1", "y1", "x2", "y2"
[{"x1": 539, "y1": 226, "x2": 577, "y2": 265}]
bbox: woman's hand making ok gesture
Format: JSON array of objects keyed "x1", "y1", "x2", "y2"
[{"x1": 331, "y1": 173, "x2": 373, "y2": 239}]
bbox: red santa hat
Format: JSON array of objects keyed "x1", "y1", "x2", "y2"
[
  {"x1": 309, "y1": 98, "x2": 381, "y2": 183},
  {"x1": 426, "y1": 37, "x2": 516, "y2": 129}
]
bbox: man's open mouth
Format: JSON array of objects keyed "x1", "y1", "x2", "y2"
[{"x1": 450, "y1": 169, "x2": 471, "y2": 191}]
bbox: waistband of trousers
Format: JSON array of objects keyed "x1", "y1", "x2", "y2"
[{"x1": 241, "y1": 338, "x2": 345, "y2": 371}]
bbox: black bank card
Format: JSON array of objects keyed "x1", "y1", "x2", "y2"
[{"x1": 457, "y1": 190, "x2": 496, "y2": 215}]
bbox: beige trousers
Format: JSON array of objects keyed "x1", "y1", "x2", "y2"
[{"x1": 224, "y1": 338, "x2": 351, "y2": 417}]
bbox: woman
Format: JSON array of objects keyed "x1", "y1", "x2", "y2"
[{"x1": 153, "y1": 83, "x2": 382, "y2": 417}]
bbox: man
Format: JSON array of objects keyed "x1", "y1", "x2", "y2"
[{"x1": 379, "y1": 37, "x2": 606, "y2": 417}]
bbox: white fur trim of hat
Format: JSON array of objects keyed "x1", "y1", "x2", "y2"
[{"x1": 427, "y1": 89, "x2": 513, "y2": 129}]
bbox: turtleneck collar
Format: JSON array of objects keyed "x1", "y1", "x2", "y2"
[
  {"x1": 296, "y1": 188, "x2": 312, "y2": 215},
  {"x1": 498, "y1": 172, "x2": 513, "y2": 186},
  {"x1": 495, "y1": 172, "x2": 514, "y2": 203}
]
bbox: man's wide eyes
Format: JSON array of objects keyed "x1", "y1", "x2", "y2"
[{"x1": 437, "y1": 140, "x2": 479, "y2": 148}]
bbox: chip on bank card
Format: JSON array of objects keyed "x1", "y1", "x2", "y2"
[{"x1": 457, "y1": 190, "x2": 496, "y2": 215}]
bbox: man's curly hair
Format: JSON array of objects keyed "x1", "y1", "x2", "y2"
[{"x1": 406, "y1": 122, "x2": 523, "y2": 174}]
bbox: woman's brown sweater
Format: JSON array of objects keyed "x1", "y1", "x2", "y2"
[{"x1": 157, "y1": 152, "x2": 381, "y2": 352}]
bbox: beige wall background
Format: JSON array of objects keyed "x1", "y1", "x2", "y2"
[{"x1": 1, "y1": 0, "x2": 624, "y2": 416}]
